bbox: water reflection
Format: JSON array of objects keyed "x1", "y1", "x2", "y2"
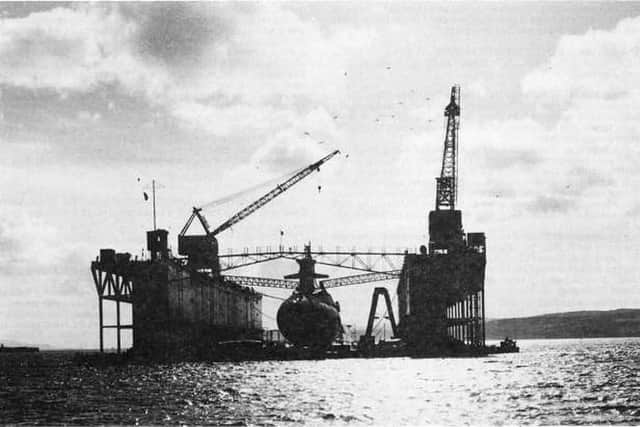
[{"x1": 0, "y1": 338, "x2": 639, "y2": 425}]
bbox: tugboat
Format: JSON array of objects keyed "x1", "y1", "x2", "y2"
[{"x1": 498, "y1": 337, "x2": 519, "y2": 353}]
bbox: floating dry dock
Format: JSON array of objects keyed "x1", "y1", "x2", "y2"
[{"x1": 89, "y1": 85, "x2": 517, "y2": 360}]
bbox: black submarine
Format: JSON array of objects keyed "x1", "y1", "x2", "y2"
[{"x1": 276, "y1": 246, "x2": 343, "y2": 348}]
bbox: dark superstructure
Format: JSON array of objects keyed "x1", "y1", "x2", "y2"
[{"x1": 396, "y1": 86, "x2": 487, "y2": 355}]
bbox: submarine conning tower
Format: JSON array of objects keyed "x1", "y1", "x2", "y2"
[
  {"x1": 396, "y1": 85, "x2": 487, "y2": 355},
  {"x1": 284, "y1": 245, "x2": 329, "y2": 295},
  {"x1": 277, "y1": 245, "x2": 341, "y2": 348}
]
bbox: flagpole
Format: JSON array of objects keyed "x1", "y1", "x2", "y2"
[{"x1": 152, "y1": 179, "x2": 156, "y2": 231}]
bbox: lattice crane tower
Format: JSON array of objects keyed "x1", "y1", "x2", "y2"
[
  {"x1": 436, "y1": 85, "x2": 461, "y2": 210},
  {"x1": 429, "y1": 85, "x2": 464, "y2": 252}
]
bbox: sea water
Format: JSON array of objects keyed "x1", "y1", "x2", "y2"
[{"x1": 1, "y1": 337, "x2": 639, "y2": 425}]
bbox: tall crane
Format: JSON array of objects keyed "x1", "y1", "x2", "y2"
[
  {"x1": 178, "y1": 150, "x2": 340, "y2": 271},
  {"x1": 429, "y1": 86, "x2": 464, "y2": 252},
  {"x1": 436, "y1": 85, "x2": 460, "y2": 211}
]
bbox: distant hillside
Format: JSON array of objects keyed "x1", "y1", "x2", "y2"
[{"x1": 486, "y1": 309, "x2": 640, "y2": 339}]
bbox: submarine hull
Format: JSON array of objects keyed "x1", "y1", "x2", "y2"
[{"x1": 276, "y1": 292, "x2": 342, "y2": 348}]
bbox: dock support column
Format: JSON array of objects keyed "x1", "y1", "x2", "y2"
[
  {"x1": 473, "y1": 292, "x2": 479, "y2": 346},
  {"x1": 453, "y1": 303, "x2": 457, "y2": 341},
  {"x1": 461, "y1": 298, "x2": 465, "y2": 344},
  {"x1": 471, "y1": 293, "x2": 475, "y2": 346},
  {"x1": 468, "y1": 296, "x2": 472, "y2": 345},
  {"x1": 456, "y1": 302, "x2": 460, "y2": 341},
  {"x1": 99, "y1": 296, "x2": 104, "y2": 353},
  {"x1": 459, "y1": 300, "x2": 463, "y2": 344},
  {"x1": 116, "y1": 300, "x2": 121, "y2": 354},
  {"x1": 457, "y1": 302, "x2": 461, "y2": 341},
  {"x1": 465, "y1": 296, "x2": 470, "y2": 345},
  {"x1": 460, "y1": 301, "x2": 463, "y2": 342},
  {"x1": 470, "y1": 295, "x2": 474, "y2": 345},
  {"x1": 481, "y1": 290, "x2": 486, "y2": 346}
]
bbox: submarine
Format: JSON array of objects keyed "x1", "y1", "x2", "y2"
[{"x1": 276, "y1": 246, "x2": 343, "y2": 348}]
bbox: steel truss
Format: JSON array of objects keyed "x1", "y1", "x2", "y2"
[
  {"x1": 218, "y1": 247, "x2": 410, "y2": 273},
  {"x1": 221, "y1": 270, "x2": 401, "y2": 290},
  {"x1": 321, "y1": 270, "x2": 401, "y2": 288},
  {"x1": 445, "y1": 289, "x2": 484, "y2": 347},
  {"x1": 216, "y1": 248, "x2": 405, "y2": 290},
  {"x1": 90, "y1": 261, "x2": 134, "y2": 354}
]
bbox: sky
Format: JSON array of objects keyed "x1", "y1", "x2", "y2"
[{"x1": 2, "y1": 2, "x2": 640, "y2": 349}]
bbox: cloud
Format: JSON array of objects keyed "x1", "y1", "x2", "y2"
[
  {"x1": 0, "y1": 5, "x2": 169, "y2": 97},
  {"x1": 0, "y1": 211, "x2": 76, "y2": 277},
  {"x1": 466, "y1": 80, "x2": 488, "y2": 98},
  {"x1": 171, "y1": 101, "x2": 295, "y2": 137},
  {"x1": 250, "y1": 107, "x2": 341, "y2": 173},
  {"x1": 0, "y1": 220, "x2": 23, "y2": 267},
  {"x1": 527, "y1": 195, "x2": 575, "y2": 214},
  {"x1": 480, "y1": 147, "x2": 542, "y2": 170},
  {"x1": 76, "y1": 110, "x2": 101, "y2": 122},
  {"x1": 163, "y1": 5, "x2": 373, "y2": 137},
  {"x1": 523, "y1": 15, "x2": 640, "y2": 103},
  {"x1": 126, "y1": 3, "x2": 232, "y2": 68},
  {"x1": 626, "y1": 204, "x2": 640, "y2": 217},
  {"x1": 0, "y1": 3, "x2": 373, "y2": 168},
  {"x1": 564, "y1": 167, "x2": 612, "y2": 195},
  {"x1": 466, "y1": 16, "x2": 640, "y2": 218},
  {"x1": 519, "y1": 14, "x2": 640, "y2": 202}
]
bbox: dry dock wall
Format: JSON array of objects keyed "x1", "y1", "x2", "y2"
[
  {"x1": 132, "y1": 261, "x2": 262, "y2": 358},
  {"x1": 396, "y1": 238, "x2": 486, "y2": 353}
]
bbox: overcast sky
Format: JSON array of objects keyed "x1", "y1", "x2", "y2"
[{"x1": 2, "y1": 2, "x2": 640, "y2": 348}]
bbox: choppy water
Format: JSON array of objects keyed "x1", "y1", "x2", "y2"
[{"x1": 1, "y1": 337, "x2": 639, "y2": 425}]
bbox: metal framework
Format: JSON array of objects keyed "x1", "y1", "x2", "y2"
[
  {"x1": 223, "y1": 275, "x2": 296, "y2": 289},
  {"x1": 179, "y1": 207, "x2": 212, "y2": 236},
  {"x1": 217, "y1": 247, "x2": 410, "y2": 272},
  {"x1": 179, "y1": 150, "x2": 340, "y2": 239},
  {"x1": 212, "y1": 150, "x2": 339, "y2": 236},
  {"x1": 320, "y1": 270, "x2": 400, "y2": 288},
  {"x1": 365, "y1": 287, "x2": 398, "y2": 338},
  {"x1": 90, "y1": 261, "x2": 134, "y2": 353},
  {"x1": 436, "y1": 85, "x2": 460, "y2": 210},
  {"x1": 221, "y1": 269, "x2": 401, "y2": 290},
  {"x1": 445, "y1": 289, "x2": 484, "y2": 347}
]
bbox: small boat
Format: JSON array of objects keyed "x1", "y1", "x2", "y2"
[{"x1": 498, "y1": 337, "x2": 519, "y2": 353}]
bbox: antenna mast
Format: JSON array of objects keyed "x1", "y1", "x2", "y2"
[{"x1": 152, "y1": 179, "x2": 157, "y2": 231}]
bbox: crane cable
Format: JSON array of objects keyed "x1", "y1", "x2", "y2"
[
  {"x1": 198, "y1": 165, "x2": 306, "y2": 211},
  {"x1": 255, "y1": 290, "x2": 288, "y2": 302},
  {"x1": 253, "y1": 291, "x2": 289, "y2": 323}
]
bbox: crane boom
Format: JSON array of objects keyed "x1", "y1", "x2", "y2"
[{"x1": 210, "y1": 150, "x2": 340, "y2": 236}]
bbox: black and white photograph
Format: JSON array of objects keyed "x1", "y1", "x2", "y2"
[{"x1": 1, "y1": 1, "x2": 640, "y2": 425}]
